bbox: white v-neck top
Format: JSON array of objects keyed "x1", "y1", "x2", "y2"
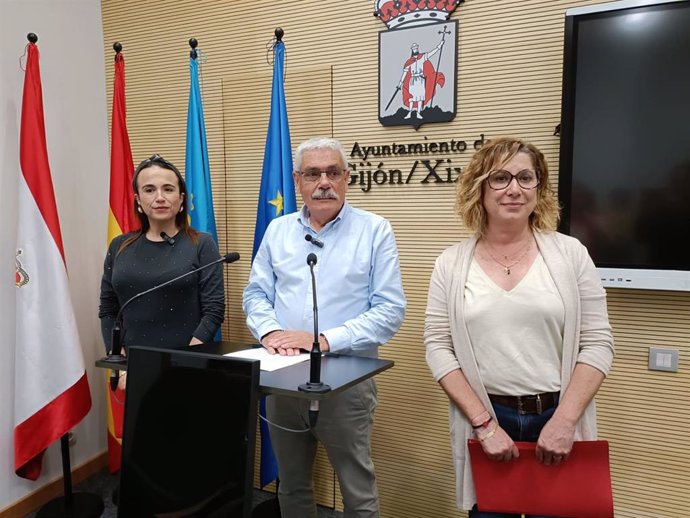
[{"x1": 464, "y1": 254, "x2": 565, "y2": 395}]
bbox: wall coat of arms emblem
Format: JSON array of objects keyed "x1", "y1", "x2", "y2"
[{"x1": 375, "y1": 0, "x2": 463, "y2": 129}]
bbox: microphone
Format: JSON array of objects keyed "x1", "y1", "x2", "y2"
[
  {"x1": 299, "y1": 252, "x2": 331, "y2": 426},
  {"x1": 160, "y1": 231, "x2": 175, "y2": 245},
  {"x1": 307, "y1": 252, "x2": 317, "y2": 266},
  {"x1": 105, "y1": 251, "x2": 240, "y2": 390},
  {"x1": 304, "y1": 234, "x2": 324, "y2": 248}
]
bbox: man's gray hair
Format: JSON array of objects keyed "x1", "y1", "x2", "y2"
[{"x1": 294, "y1": 137, "x2": 348, "y2": 171}]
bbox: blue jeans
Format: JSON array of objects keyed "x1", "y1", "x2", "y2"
[{"x1": 468, "y1": 399, "x2": 559, "y2": 518}]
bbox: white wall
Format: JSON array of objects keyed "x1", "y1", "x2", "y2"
[{"x1": 0, "y1": 0, "x2": 109, "y2": 510}]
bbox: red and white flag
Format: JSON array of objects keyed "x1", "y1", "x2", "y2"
[{"x1": 14, "y1": 41, "x2": 92, "y2": 481}]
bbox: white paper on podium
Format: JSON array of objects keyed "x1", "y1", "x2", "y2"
[{"x1": 224, "y1": 347, "x2": 311, "y2": 371}]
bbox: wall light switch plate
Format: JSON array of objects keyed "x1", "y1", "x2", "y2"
[{"x1": 648, "y1": 347, "x2": 679, "y2": 372}]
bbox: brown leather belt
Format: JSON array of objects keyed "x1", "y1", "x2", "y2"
[{"x1": 488, "y1": 392, "x2": 559, "y2": 415}]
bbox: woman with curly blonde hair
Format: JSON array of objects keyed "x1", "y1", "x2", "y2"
[{"x1": 425, "y1": 137, "x2": 614, "y2": 517}]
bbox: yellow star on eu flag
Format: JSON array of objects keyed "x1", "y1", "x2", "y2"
[{"x1": 268, "y1": 190, "x2": 284, "y2": 217}]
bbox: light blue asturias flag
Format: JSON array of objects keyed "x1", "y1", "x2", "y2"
[
  {"x1": 252, "y1": 39, "x2": 296, "y2": 488},
  {"x1": 185, "y1": 50, "x2": 220, "y2": 341}
]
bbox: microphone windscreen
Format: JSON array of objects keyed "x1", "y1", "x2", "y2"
[
  {"x1": 223, "y1": 252, "x2": 240, "y2": 263},
  {"x1": 307, "y1": 253, "x2": 318, "y2": 265}
]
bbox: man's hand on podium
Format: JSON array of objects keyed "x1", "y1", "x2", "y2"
[{"x1": 262, "y1": 330, "x2": 330, "y2": 356}]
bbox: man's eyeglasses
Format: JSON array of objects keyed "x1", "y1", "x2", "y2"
[
  {"x1": 298, "y1": 168, "x2": 346, "y2": 183},
  {"x1": 486, "y1": 169, "x2": 540, "y2": 190}
]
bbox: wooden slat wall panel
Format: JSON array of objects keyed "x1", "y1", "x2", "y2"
[
  {"x1": 102, "y1": 0, "x2": 690, "y2": 516},
  {"x1": 598, "y1": 289, "x2": 690, "y2": 517}
]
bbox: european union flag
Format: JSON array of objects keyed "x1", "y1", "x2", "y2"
[
  {"x1": 186, "y1": 50, "x2": 221, "y2": 342},
  {"x1": 252, "y1": 40, "x2": 296, "y2": 259},
  {"x1": 252, "y1": 39, "x2": 296, "y2": 488}
]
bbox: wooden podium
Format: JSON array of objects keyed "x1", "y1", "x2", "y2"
[{"x1": 96, "y1": 342, "x2": 393, "y2": 517}]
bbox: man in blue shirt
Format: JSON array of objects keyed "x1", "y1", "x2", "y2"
[{"x1": 243, "y1": 137, "x2": 406, "y2": 518}]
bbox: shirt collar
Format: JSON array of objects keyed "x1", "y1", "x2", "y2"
[{"x1": 297, "y1": 201, "x2": 350, "y2": 232}]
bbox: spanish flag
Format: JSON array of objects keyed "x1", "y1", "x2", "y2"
[{"x1": 105, "y1": 47, "x2": 137, "y2": 473}]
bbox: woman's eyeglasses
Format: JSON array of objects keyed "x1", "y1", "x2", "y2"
[{"x1": 486, "y1": 169, "x2": 540, "y2": 190}]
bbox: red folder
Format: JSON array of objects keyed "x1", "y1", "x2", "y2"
[{"x1": 468, "y1": 440, "x2": 614, "y2": 518}]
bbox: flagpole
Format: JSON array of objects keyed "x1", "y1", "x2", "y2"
[
  {"x1": 18, "y1": 31, "x2": 103, "y2": 518},
  {"x1": 185, "y1": 36, "x2": 222, "y2": 342},
  {"x1": 251, "y1": 27, "x2": 289, "y2": 518},
  {"x1": 36, "y1": 435, "x2": 104, "y2": 518}
]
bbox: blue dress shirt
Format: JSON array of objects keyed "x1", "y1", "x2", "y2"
[{"x1": 243, "y1": 202, "x2": 406, "y2": 357}]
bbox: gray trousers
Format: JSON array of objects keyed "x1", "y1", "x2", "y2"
[{"x1": 266, "y1": 378, "x2": 379, "y2": 518}]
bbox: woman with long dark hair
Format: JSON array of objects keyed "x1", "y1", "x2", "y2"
[{"x1": 99, "y1": 154, "x2": 224, "y2": 361}]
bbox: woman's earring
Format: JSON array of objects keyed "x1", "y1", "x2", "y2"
[
  {"x1": 137, "y1": 205, "x2": 143, "y2": 213},
  {"x1": 179, "y1": 206, "x2": 184, "y2": 212}
]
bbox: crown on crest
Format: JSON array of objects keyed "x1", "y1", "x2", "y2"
[{"x1": 374, "y1": 0, "x2": 461, "y2": 29}]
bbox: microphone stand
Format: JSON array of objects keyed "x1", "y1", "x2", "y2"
[{"x1": 298, "y1": 253, "x2": 331, "y2": 427}]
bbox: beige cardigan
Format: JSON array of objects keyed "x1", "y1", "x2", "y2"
[{"x1": 424, "y1": 231, "x2": 614, "y2": 510}]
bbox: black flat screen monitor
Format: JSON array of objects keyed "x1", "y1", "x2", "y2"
[
  {"x1": 118, "y1": 346, "x2": 260, "y2": 518},
  {"x1": 559, "y1": 0, "x2": 690, "y2": 291}
]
